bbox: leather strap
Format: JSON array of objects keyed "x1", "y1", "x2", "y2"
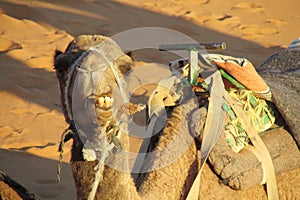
[
  {"x1": 224, "y1": 92, "x2": 279, "y2": 200},
  {"x1": 186, "y1": 70, "x2": 225, "y2": 200},
  {"x1": 186, "y1": 80, "x2": 279, "y2": 200}
]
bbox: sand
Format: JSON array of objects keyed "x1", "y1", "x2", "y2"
[{"x1": 0, "y1": 0, "x2": 299, "y2": 199}]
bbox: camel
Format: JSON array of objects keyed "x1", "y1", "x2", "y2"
[
  {"x1": 54, "y1": 35, "x2": 300, "y2": 200},
  {"x1": 54, "y1": 34, "x2": 200, "y2": 200}
]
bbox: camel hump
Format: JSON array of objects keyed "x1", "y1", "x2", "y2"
[{"x1": 258, "y1": 47, "x2": 300, "y2": 148}]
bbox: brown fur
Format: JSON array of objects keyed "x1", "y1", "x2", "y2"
[
  {"x1": 137, "y1": 101, "x2": 199, "y2": 200},
  {"x1": 69, "y1": 99, "x2": 198, "y2": 200},
  {"x1": 54, "y1": 35, "x2": 199, "y2": 200}
]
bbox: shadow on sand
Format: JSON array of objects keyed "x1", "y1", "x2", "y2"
[{"x1": 0, "y1": 0, "x2": 283, "y2": 113}]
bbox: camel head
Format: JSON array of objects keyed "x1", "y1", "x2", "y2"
[{"x1": 54, "y1": 35, "x2": 135, "y2": 159}]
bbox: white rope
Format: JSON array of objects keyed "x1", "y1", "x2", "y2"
[
  {"x1": 64, "y1": 52, "x2": 89, "y2": 121},
  {"x1": 87, "y1": 149, "x2": 108, "y2": 200},
  {"x1": 86, "y1": 46, "x2": 130, "y2": 200},
  {"x1": 90, "y1": 47, "x2": 129, "y2": 103}
]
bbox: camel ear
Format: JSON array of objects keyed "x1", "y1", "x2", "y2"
[
  {"x1": 54, "y1": 51, "x2": 80, "y2": 73},
  {"x1": 125, "y1": 50, "x2": 135, "y2": 61},
  {"x1": 53, "y1": 49, "x2": 64, "y2": 71},
  {"x1": 54, "y1": 49, "x2": 63, "y2": 60},
  {"x1": 54, "y1": 51, "x2": 68, "y2": 71}
]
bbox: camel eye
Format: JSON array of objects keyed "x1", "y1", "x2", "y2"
[{"x1": 119, "y1": 64, "x2": 132, "y2": 75}]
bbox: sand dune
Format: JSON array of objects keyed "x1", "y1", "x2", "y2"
[{"x1": 0, "y1": 0, "x2": 299, "y2": 199}]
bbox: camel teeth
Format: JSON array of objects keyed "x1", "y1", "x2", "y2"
[
  {"x1": 97, "y1": 96, "x2": 114, "y2": 108},
  {"x1": 109, "y1": 97, "x2": 114, "y2": 106},
  {"x1": 97, "y1": 97, "x2": 105, "y2": 107},
  {"x1": 104, "y1": 96, "x2": 111, "y2": 107}
]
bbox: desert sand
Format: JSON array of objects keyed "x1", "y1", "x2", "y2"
[{"x1": 0, "y1": 0, "x2": 299, "y2": 199}]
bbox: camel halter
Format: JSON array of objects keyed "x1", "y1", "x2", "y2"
[
  {"x1": 84, "y1": 42, "x2": 130, "y2": 200},
  {"x1": 58, "y1": 39, "x2": 131, "y2": 200},
  {"x1": 71, "y1": 39, "x2": 128, "y2": 161}
]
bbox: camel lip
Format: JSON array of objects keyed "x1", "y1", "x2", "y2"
[
  {"x1": 95, "y1": 92, "x2": 112, "y2": 98},
  {"x1": 95, "y1": 105, "x2": 112, "y2": 112}
]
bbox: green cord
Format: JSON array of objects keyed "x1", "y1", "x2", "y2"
[
  {"x1": 219, "y1": 69, "x2": 245, "y2": 89},
  {"x1": 222, "y1": 101, "x2": 236, "y2": 119},
  {"x1": 57, "y1": 127, "x2": 71, "y2": 183}
]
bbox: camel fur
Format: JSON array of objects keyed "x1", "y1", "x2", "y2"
[
  {"x1": 54, "y1": 35, "x2": 300, "y2": 200},
  {"x1": 54, "y1": 35, "x2": 199, "y2": 200}
]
